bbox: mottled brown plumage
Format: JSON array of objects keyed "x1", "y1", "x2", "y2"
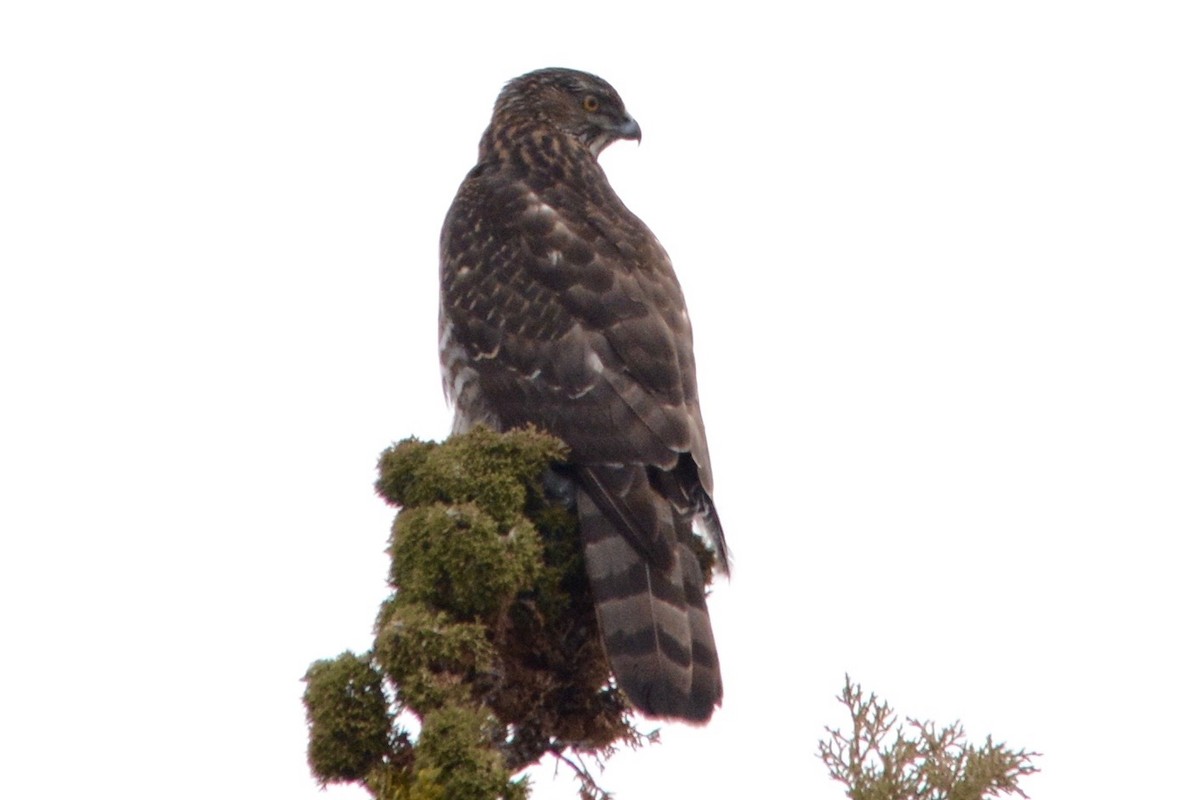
[{"x1": 439, "y1": 68, "x2": 727, "y2": 722}]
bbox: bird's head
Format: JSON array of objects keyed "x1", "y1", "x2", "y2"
[{"x1": 492, "y1": 67, "x2": 642, "y2": 157}]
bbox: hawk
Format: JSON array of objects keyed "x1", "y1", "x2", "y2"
[{"x1": 439, "y1": 68, "x2": 727, "y2": 723}]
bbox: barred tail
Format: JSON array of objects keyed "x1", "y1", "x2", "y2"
[{"x1": 577, "y1": 487, "x2": 722, "y2": 722}]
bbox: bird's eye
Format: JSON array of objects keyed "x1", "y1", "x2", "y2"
[{"x1": 582, "y1": 96, "x2": 600, "y2": 113}]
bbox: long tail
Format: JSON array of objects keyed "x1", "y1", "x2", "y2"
[{"x1": 576, "y1": 476, "x2": 722, "y2": 722}]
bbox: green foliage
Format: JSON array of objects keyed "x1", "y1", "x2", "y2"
[
  {"x1": 819, "y1": 677, "x2": 1040, "y2": 800},
  {"x1": 375, "y1": 602, "x2": 494, "y2": 713},
  {"x1": 388, "y1": 502, "x2": 542, "y2": 621},
  {"x1": 305, "y1": 426, "x2": 648, "y2": 800},
  {"x1": 306, "y1": 428, "x2": 1043, "y2": 799},
  {"x1": 303, "y1": 652, "x2": 392, "y2": 784},
  {"x1": 411, "y1": 706, "x2": 526, "y2": 800},
  {"x1": 375, "y1": 426, "x2": 568, "y2": 533}
]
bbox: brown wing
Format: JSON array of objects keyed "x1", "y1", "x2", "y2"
[{"x1": 441, "y1": 166, "x2": 722, "y2": 556}]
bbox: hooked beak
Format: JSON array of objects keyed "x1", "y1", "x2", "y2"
[
  {"x1": 589, "y1": 113, "x2": 643, "y2": 157},
  {"x1": 615, "y1": 114, "x2": 642, "y2": 144}
]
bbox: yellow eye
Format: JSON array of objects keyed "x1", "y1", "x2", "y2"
[{"x1": 582, "y1": 96, "x2": 600, "y2": 113}]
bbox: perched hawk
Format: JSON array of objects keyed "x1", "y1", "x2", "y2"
[{"x1": 439, "y1": 68, "x2": 727, "y2": 723}]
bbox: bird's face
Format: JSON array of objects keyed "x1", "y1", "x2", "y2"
[{"x1": 496, "y1": 68, "x2": 642, "y2": 157}]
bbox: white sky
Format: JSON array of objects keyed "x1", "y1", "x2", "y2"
[{"x1": 2, "y1": 2, "x2": 1197, "y2": 798}]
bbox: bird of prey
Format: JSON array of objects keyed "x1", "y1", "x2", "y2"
[{"x1": 438, "y1": 67, "x2": 727, "y2": 723}]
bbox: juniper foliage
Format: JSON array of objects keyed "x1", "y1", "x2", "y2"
[
  {"x1": 819, "y1": 676, "x2": 1040, "y2": 800},
  {"x1": 303, "y1": 427, "x2": 655, "y2": 800}
]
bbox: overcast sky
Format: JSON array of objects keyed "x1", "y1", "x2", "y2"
[{"x1": 2, "y1": 2, "x2": 1197, "y2": 798}]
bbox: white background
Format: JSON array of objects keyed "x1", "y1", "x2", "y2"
[{"x1": 2, "y1": 2, "x2": 1197, "y2": 798}]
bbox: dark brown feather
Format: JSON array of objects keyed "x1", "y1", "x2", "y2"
[{"x1": 439, "y1": 68, "x2": 727, "y2": 722}]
